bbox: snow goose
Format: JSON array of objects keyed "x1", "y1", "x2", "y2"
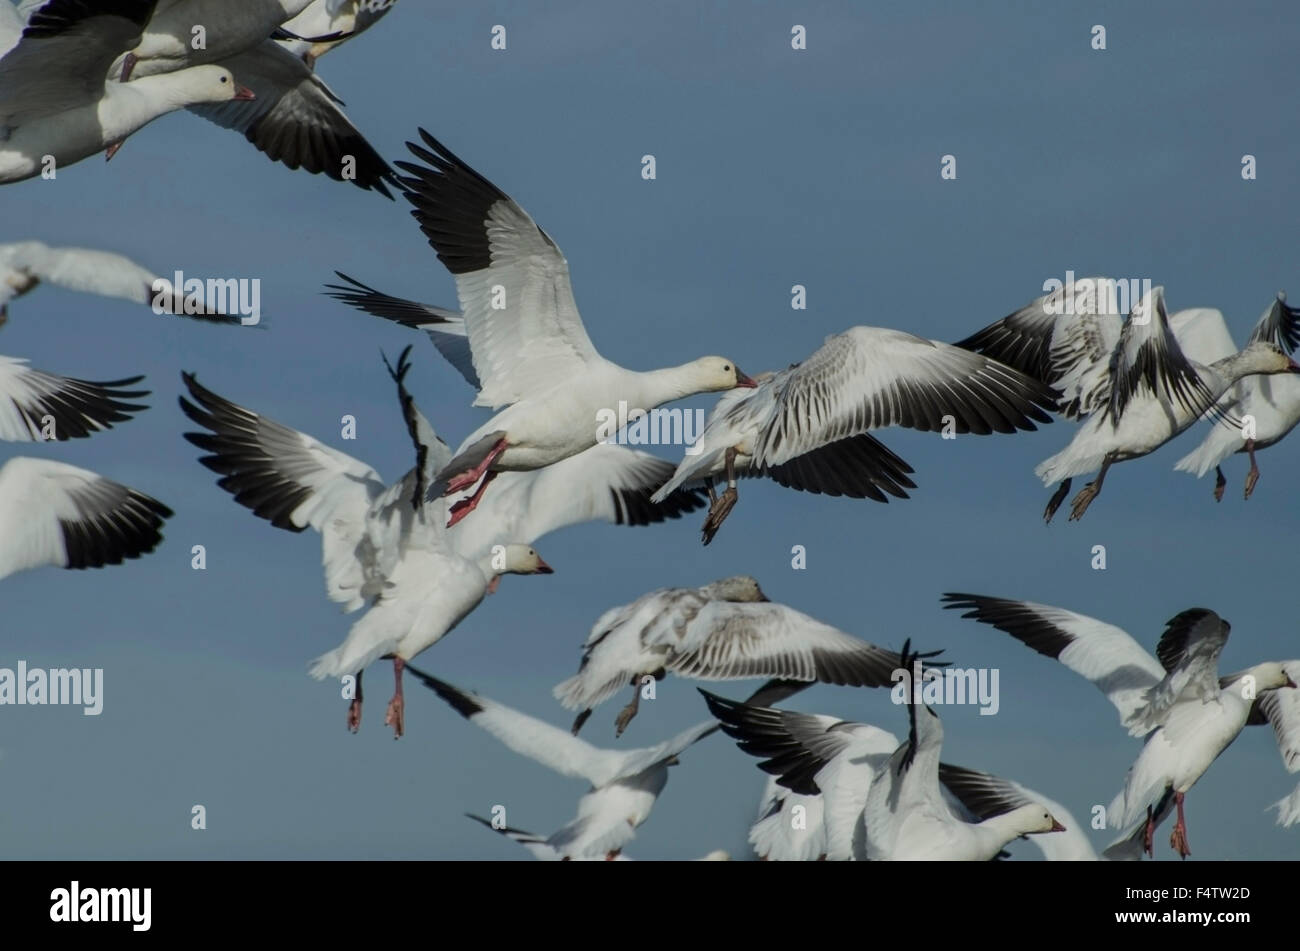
[
  {"x1": 412, "y1": 667, "x2": 718, "y2": 860},
  {"x1": 275, "y1": 0, "x2": 398, "y2": 68},
  {"x1": 179, "y1": 352, "x2": 707, "y2": 735},
  {"x1": 0, "y1": 456, "x2": 172, "y2": 581},
  {"x1": 1171, "y1": 294, "x2": 1300, "y2": 500},
  {"x1": 113, "y1": 0, "x2": 316, "y2": 80},
  {"x1": 0, "y1": 240, "x2": 240, "y2": 324},
  {"x1": 648, "y1": 328, "x2": 1057, "y2": 544},
  {"x1": 936, "y1": 764, "x2": 1098, "y2": 860},
  {"x1": 701, "y1": 650, "x2": 1067, "y2": 861},
  {"x1": 0, "y1": 355, "x2": 148, "y2": 441},
  {"x1": 942, "y1": 593, "x2": 1298, "y2": 857},
  {"x1": 554, "y1": 576, "x2": 930, "y2": 737},
  {"x1": 391, "y1": 130, "x2": 757, "y2": 524},
  {"x1": 179, "y1": 353, "x2": 707, "y2": 613},
  {"x1": 855, "y1": 646, "x2": 1065, "y2": 861},
  {"x1": 0, "y1": 0, "x2": 255, "y2": 184},
  {"x1": 956, "y1": 279, "x2": 1300, "y2": 521}
]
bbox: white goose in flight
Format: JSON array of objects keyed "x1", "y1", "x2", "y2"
[
  {"x1": 389, "y1": 130, "x2": 756, "y2": 525},
  {"x1": 179, "y1": 349, "x2": 708, "y2": 735},
  {"x1": 0, "y1": 240, "x2": 240, "y2": 325},
  {"x1": 413, "y1": 667, "x2": 718, "y2": 860},
  {"x1": 1, "y1": 0, "x2": 254, "y2": 184},
  {"x1": 956, "y1": 279, "x2": 1300, "y2": 521},
  {"x1": 1170, "y1": 294, "x2": 1300, "y2": 500},
  {"x1": 943, "y1": 593, "x2": 1298, "y2": 858},
  {"x1": 648, "y1": 327, "x2": 1057, "y2": 544},
  {"x1": 554, "y1": 575, "x2": 931, "y2": 737},
  {"x1": 702, "y1": 645, "x2": 1066, "y2": 861}
]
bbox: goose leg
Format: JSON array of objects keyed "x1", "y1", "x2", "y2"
[
  {"x1": 446, "y1": 470, "x2": 499, "y2": 528},
  {"x1": 120, "y1": 52, "x2": 138, "y2": 82},
  {"x1": 346, "y1": 669, "x2": 364, "y2": 733},
  {"x1": 1043, "y1": 478, "x2": 1071, "y2": 524},
  {"x1": 1169, "y1": 792, "x2": 1191, "y2": 858},
  {"x1": 104, "y1": 140, "x2": 125, "y2": 161},
  {"x1": 1069, "y1": 455, "x2": 1113, "y2": 521},
  {"x1": 444, "y1": 437, "x2": 508, "y2": 495},
  {"x1": 570, "y1": 707, "x2": 593, "y2": 736},
  {"x1": 614, "y1": 681, "x2": 643, "y2": 737},
  {"x1": 1213, "y1": 466, "x2": 1226, "y2": 502},
  {"x1": 701, "y1": 448, "x2": 740, "y2": 545},
  {"x1": 1243, "y1": 440, "x2": 1260, "y2": 499},
  {"x1": 384, "y1": 656, "x2": 405, "y2": 740},
  {"x1": 1143, "y1": 804, "x2": 1155, "y2": 858}
]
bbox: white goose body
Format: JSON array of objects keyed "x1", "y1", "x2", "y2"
[
  {"x1": 1, "y1": 67, "x2": 250, "y2": 183},
  {"x1": 1172, "y1": 295, "x2": 1300, "y2": 497},
  {"x1": 1037, "y1": 347, "x2": 1288, "y2": 483},
  {"x1": 385, "y1": 131, "x2": 753, "y2": 517}
]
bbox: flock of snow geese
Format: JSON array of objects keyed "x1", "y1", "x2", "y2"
[{"x1": 3, "y1": 0, "x2": 1298, "y2": 862}]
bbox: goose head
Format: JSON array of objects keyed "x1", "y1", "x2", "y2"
[
  {"x1": 689, "y1": 357, "x2": 758, "y2": 392},
  {"x1": 1247, "y1": 661, "x2": 1298, "y2": 692},
  {"x1": 1230, "y1": 342, "x2": 1300, "y2": 377},
  {"x1": 500, "y1": 544, "x2": 554, "y2": 576},
  {"x1": 1010, "y1": 804, "x2": 1067, "y2": 836},
  {"x1": 706, "y1": 575, "x2": 769, "y2": 602},
  {"x1": 166, "y1": 66, "x2": 256, "y2": 106}
]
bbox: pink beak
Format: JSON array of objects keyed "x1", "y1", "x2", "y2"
[
  {"x1": 234, "y1": 85, "x2": 256, "y2": 101},
  {"x1": 536, "y1": 558, "x2": 554, "y2": 575},
  {"x1": 1050, "y1": 820, "x2": 1067, "y2": 832},
  {"x1": 735, "y1": 368, "x2": 758, "y2": 389}
]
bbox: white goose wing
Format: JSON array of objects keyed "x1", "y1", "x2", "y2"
[
  {"x1": 1135, "y1": 608, "x2": 1230, "y2": 732},
  {"x1": 0, "y1": 0, "x2": 157, "y2": 126},
  {"x1": 0, "y1": 241, "x2": 239, "y2": 323},
  {"x1": 0, "y1": 456, "x2": 171, "y2": 580},
  {"x1": 276, "y1": 0, "x2": 397, "y2": 61},
  {"x1": 1108, "y1": 286, "x2": 1216, "y2": 421},
  {"x1": 448, "y1": 443, "x2": 707, "y2": 560},
  {"x1": 394, "y1": 130, "x2": 608, "y2": 408},
  {"x1": 188, "y1": 40, "x2": 397, "y2": 196},
  {"x1": 937, "y1": 763, "x2": 1098, "y2": 860},
  {"x1": 745, "y1": 327, "x2": 1056, "y2": 469},
  {"x1": 943, "y1": 593, "x2": 1168, "y2": 735},
  {"x1": 1247, "y1": 293, "x2": 1300, "y2": 353},
  {"x1": 179, "y1": 372, "x2": 389, "y2": 610},
  {"x1": 323, "y1": 272, "x2": 478, "y2": 389},
  {"x1": 955, "y1": 277, "x2": 1124, "y2": 419},
  {"x1": 0, "y1": 355, "x2": 149, "y2": 441},
  {"x1": 666, "y1": 600, "x2": 909, "y2": 687},
  {"x1": 1169, "y1": 307, "x2": 1239, "y2": 366},
  {"x1": 1255, "y1": 661, "x2": 1300, "y2": 827},
  {"x1": 411, "y1": 669, "x2": 717, "y2": 788},
  {"x1": 750, "y1": 777, "x2": 827, "y2": 861}
]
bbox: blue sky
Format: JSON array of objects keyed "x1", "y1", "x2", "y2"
[{"x1": 2, "y1": 0, "x2": 1298, "y2": 860}]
